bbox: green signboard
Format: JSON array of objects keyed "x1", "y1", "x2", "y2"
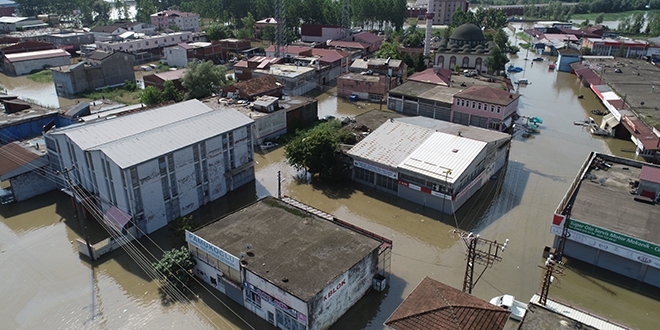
[{"x1": 568, "y1": 220, "x2": 660, "y2": 258}]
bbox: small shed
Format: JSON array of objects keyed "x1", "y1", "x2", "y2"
[
  {"x1": 0, "y1": 140, "x2": 57, "y2": 202},
  {"x1": 638, "y1": 165, "x2": 660, "y2": 203}
]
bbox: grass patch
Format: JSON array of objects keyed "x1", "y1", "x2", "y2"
[
  {"x1": 27, "y1": 70, "x2": 53, "y2": 83},
  {"x1": 79, "y1": 85, "x2": 141, "y2": 105},
  {"x1": 515, "y1": 32, "x2": 531, "y2": 43},
  {"x1": 571, "y1": 10, "x2": 660, "y2": 22}
]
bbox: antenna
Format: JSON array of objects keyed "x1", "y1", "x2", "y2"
[{"x1": 453, "y1": 230, "x2": 510, "y2": 294}]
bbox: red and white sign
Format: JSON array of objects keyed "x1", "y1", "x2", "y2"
[{"x1": 323, "y1": 276, "x2": 347, "y2": 303}]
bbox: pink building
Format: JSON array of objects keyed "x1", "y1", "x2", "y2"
[{"x1": 451, "y1": 86, "x2": 520, "y2": 132}]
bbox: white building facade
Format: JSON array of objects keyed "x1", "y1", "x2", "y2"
[
  {"x1": 45, "y1": 100, "x2": 255, "y2": 235},
  {"x1": 95, "y1": 32, "x2": 193, "y2": 53}
]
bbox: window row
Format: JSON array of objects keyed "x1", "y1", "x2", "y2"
[{"x1": 455, "y1": 98, "x2": 501, "y2": 113}]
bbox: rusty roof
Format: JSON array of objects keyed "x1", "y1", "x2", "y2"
[
  {"x1": 231, "y1": 75, "x2": 283, "y2": 97},
  {"x1": 0, "y1": 142, "x2": 42, "y2": 178},
  {"x1": 385, "y1": 277, "x2": 510, "y2": 330},
  {"x1": 454, "y1": 85, "x2": 520, "y2": 106}
]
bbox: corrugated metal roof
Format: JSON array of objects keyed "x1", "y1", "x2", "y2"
[
  {"x1": 93, "y1": 106, "x2": 253, "y2": 168},
  {"x1": 529, "y1": 294, "x2": 631, "y2": 330},
  {"x1": 50, "y1": 99, "x2": 214, "y2": 150},
  {"x1": 397, "y1": 117, "x2": 511, "y2": 144},
  {"x1": 4, "y1": 49, "x2": 69, "y2": 63},
  {"x1": 399, "y1": 132, "x2": 486, "y2": 184},
  {"x1": 347, "y1": 120, "x2": 433, "y2": 168}
]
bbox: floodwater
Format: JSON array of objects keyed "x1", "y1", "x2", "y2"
[
  {"x1": 0, "y1": 72, "x2": 77, "y2": 109},
  {"x1": 2, "y1": 31, "x2": 660, "y2": 330}
]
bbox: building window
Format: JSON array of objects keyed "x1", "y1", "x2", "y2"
[
  {"x1": 376, "y1": 174, "x2": 398, "y2": 192},
  {"x1": 455, "y1": 98, "x2": 459, "y2": 105},
  {"x1": 449, "y1": 56, "x2": 456, "y2": 68},
  {"x1": 497, "y1": 106, "x2": 501, "y2": 113},
  {"x1": 462, "y1": 57, "x2": 469, "y2": 67},
  {"x1": 354, "y1": 167, "x2": 375, "y2": 184},
  {"x1": 478, "y1": 103, "x2": 481, "y2": 110},
  {"x1": 472, "y1": 101, "x2": 476, "y2": 109},
  {"x1": 490, "y1": 105, "x2": 494, "y2": 112}
]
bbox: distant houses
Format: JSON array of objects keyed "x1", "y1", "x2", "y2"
[
  {"x1": 150, "y1": 10, "x2": 200, "y2": 32},
  {"x1": 1, "y1": 48, "x2": 70, "y2": 76}
]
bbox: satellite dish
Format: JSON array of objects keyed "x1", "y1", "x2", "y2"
[
  {"x1": 239, "y1": 252, "x2": 247, "y2": 258},
  {"x1": 245, "y1": 243, "x2": 252, "y2": 250}
]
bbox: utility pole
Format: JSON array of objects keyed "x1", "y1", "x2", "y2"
[
  {"x1": 59, "y1": 167, "x2": 95, "y2": 261},
  {"x1": 277, "y1": 170, "x2": 281, "y2": 199},
  {"x1": 454, "y1": 231, "x2": 509, "y2": 294},
  {"x1": 274, "y1": 0, "x2": 285, "y2": 58},
  {"x1": 538, "y1": 254, "x2": 565, "y2": 306}
]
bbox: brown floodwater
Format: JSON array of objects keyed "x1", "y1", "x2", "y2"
[{"x1": 2, "y1": 34, "x2": 659, "y2": 330}]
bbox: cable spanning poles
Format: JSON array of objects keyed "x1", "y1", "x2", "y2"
[{"x1": 452, "y1": 231, "x2": 509, "y2": 294}]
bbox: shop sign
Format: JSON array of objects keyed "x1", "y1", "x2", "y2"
[
  {"x1": 354, "y1": 160, "x2": 397, "y2": 179},
  {"x1": 186, "y1": 230, "x2": 239, "y2": 270},
  {"x1": 323, "y1": 276, "x2": 347, "y2": 303}
]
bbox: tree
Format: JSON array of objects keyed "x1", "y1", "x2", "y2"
[
  {"x1": 207, "y1": 24, "x2": 233, "y2": 40},
  {"x1": 181, "y1": 60, "x2": 228, "y2": 100},
  {"x1": 631, "y1": 12, "x2": 645, "y2": 34},
  {"x1": 648, "y1": 12, "x2": 660, "y2": 36},
  {"x1": 595, "y1": 13, "x2": 605, "y2": 25},
  {"x1": 284, "y1": 120, "x2": 349, "y2": 181},
  {"x1": 616, "y1": 42, "x2": 626, "y2": 57},
  {"x1": 261, "y1": 25, "x2": 276, "y2": 43},
  {"x1": 140, "y1": 86, "x2": 164, "y2": 105},
  {"x1": 493, "y1": 29, "x2": 508, "y2": 50},
  {"x1": 375, "y1": 41, "x2": 401, "y2": 59},
  {"x1": 152, "y1": 246, "x2": 196, "y2": 291},
  {"x1": 163, "y1": 80, "x2": 182, "y2": 103},
  {"x1": 452, "y1": 8, "x2": 474, "y2": 27},
  {"x1": 484, "y1": 46, "x2": 509, "y2": 73},
  {"x1": 238, "y1": 12, "x2": 256, "y2": 40},
  {"x1": 135, "y1": 0, "x2": 156, "y2": 23}
]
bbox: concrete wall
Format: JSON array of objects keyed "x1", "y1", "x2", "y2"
[
  {"x1": 53, "y1": 53, "x2": 135, "y2": 95},
  {"x1": 244, "y1": 270, "x2": 309, "y2": 329},
  {"x1": 6, "y1": 56, "x2": 70, "y2": 76},
  {"x1": 254, "y1": 110, "x2": 287, "y2": 144},
  {"x1": 285, "y1": 99, "x2": 319, "y2": 133},
  {"x1": 9, "y1": 169, "x2": 57, "y2": 202},
  {"x1": 307, "y1": 250, "x2": 379, "y2": 330},
  {"x1": 435, "y1": 53, "x2": 487, "y2": 73},
  {"x1": 165, "y1": 46, "x2": 188, "y2": 67}
]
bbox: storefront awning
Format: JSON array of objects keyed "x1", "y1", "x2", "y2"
[{"x1": 105, "y1": 206, "x2": 132, "y2": 232}]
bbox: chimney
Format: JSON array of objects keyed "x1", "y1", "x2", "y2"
[{"x1": 424, "y1": 12, "x2": 435, "y2": 60}]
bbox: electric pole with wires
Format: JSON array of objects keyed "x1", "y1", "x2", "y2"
[
  {"x1": 451, "y1": 231, "x2": 509, "y2": 294},
  {"x1": 58, "y1": 167, "x2": 95, "y2": 261},
  {"x1": 538, "y1": 254, "x2": 565, "y2": 306}
]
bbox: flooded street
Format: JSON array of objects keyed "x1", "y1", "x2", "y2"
[
  {"x1": 2, "y1": 32, "x2": 660, "y2": 330},
  {"x1": 0, "y1": 72, "x2": 78, "y2": 109}
]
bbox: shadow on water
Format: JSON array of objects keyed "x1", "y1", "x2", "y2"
[
  {"x1": 330, "y1": 274, "x2": 406, "y2": 330},
  {"x1": 0, "y1": 190, "x2": 65, "y2": 232},
  {"x1": 562, "y1": 257, "x2": 660, "y2": 301}
]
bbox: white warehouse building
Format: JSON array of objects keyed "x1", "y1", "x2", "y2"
[
  {"x1": 348, "y1": 117, "x2": 511, "y2": 214},
  {"x1": 45, "y1": 99, "x2": 255, "y2": 235}
]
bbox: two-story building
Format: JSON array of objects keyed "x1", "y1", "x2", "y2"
[
  {"x1": 581, "y1": 38, "x2": 649, "y2": 58},
  {"x1": 45, "y1": 99, "x2": 255, "y2": 235},
  {"x1": 451, "y1": 86, "x2": 521, "y2": 132},
  {"x1": 151, "y1": 10, "x2": 200, "y2": 32},
  {"x1": 187, "y1": 196, "x2": 391, "y2": 330},
  {"x1": 51, "y1": 50, "x2": 135, "y2": 95}
]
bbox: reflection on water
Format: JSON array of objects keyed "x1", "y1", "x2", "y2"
[{"x1": 0, "y1": 72, "x2": 79, "y2": 109}]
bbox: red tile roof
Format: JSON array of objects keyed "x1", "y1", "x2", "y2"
[
  {"x1": 311, "y1": 48, "x2": 350, "y2": 64},
  {"x1": 354, "y1": 31, "x2": 383, "y2": 44},
  {"x1": 0, "y1": 142, "x2": 40, "y2": 177},
  {"x1": 385, "y1": 277, "x2": 510, "y2": 330},
  {"x1": 328, "y1": 40, "x2": 369, "y2": 49},
  {"x1": 407, "y1": 68, "x2": 452, "y2": 86},
  {"x1": 640, "y1": 165, "x2": 660, "y2": 184},
  {"x1": 454, "y1": 86, "x2": 520, "y2": 106}
]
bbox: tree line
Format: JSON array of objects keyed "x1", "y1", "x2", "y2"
[{"x1": 471, "y1": 0, "x2": 660, "y2": 13}]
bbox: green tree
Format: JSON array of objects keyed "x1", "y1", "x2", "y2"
[
  {"x1": 135, "y1": 0, "x2": 156, "y2": 23},
  {"x1": 169, "y1": 215, "x2": 197, "y2": 247},
  {"x1": 484, "y1": 46, "x2": 509, "y2": 73},
  {"x1": 140, "y1": 86, "x2": 164, "y2": 105},
  {"x1": 181, "y1": 60, "x2": 228, "y2": 100},
  {"x1": 631, "y1": 12, "x2": 645, "y2": 34},
  {"x1": 163, "y1": 80, "x2": 182, "y2": 102},
  {"x1": 493, "y1": 29, "x2": 508, "y2": 50},
  {"x1": 595, "y1": 13, "x2": 605, "y2": 25},
  {"x1": 261, "y1": 25, "x2": 276, "y2": 43},
  {"x1": 207, "y1": 24, "x2": 233, "y2": 40},
  {"x1": 284, "y1": 120, "x2": 348, "y2": 181},
  {"x1": 375, "y1": 41, "x2": 401, "y2": 59},
  {"x1": 452, "y1": 8, "x2": 474, "y2": 27},
  {"x1": 152, "y1": 246, "x2": 196, "y2": 292},
  {"x1": 648, "y1": 13, "x2": 660, "y2": 36},
  {"x1": 616, "y1": 42, "x2": 626, "y2": 57},
  {"x1": 239, "y1": 12, "x2": 256, "y2": 40}
]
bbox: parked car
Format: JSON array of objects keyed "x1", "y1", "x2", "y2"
[{"x1": 532, "y1": 57, "x2": 544, "y2": 62}]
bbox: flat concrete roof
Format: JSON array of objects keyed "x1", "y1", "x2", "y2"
[
  {"x1": 0, "y1": 98, "x2": 58, "y2": 128},
  {"x1": 389, "y1": 81, "x2": 462, "y2": 103},
  {"x1": 569, "y1": 155, "x2": 660, "y2": 245},
  {"x1": 192, "y1": 197, "x2": 382, "y2": 302},
  {"x1": 580, "y1": 58, "x2": 660, "y2": 128}
]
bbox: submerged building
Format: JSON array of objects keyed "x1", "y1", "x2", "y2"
[
  {"x1": 348, "y1": 117, "x2": 511, "y2": 214},
  {"x1": 45, "y1": 99, "x2": 255, "y2": 235},
  {"x1": 552, "y1": 152, "x2": 660, "y2": 288},
  {"x1": 187, "y1": 196, "x2": 392, "y2": 330}
]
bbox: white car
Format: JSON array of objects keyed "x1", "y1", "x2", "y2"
[{"x1": 261, "y1": 142, "x2": 278, "y2": 150}]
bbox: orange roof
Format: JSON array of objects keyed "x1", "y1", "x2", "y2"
[{"x1": 385, "y1": 277, "x2": 510, "y2": 330}]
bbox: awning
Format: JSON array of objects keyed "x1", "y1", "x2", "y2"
[
  {"x1": 601, "y1": 113, "x2": 619, "y2": 130},
  {"x1": 105, "y1": 206, "x2": 132, "y2": 232}
]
